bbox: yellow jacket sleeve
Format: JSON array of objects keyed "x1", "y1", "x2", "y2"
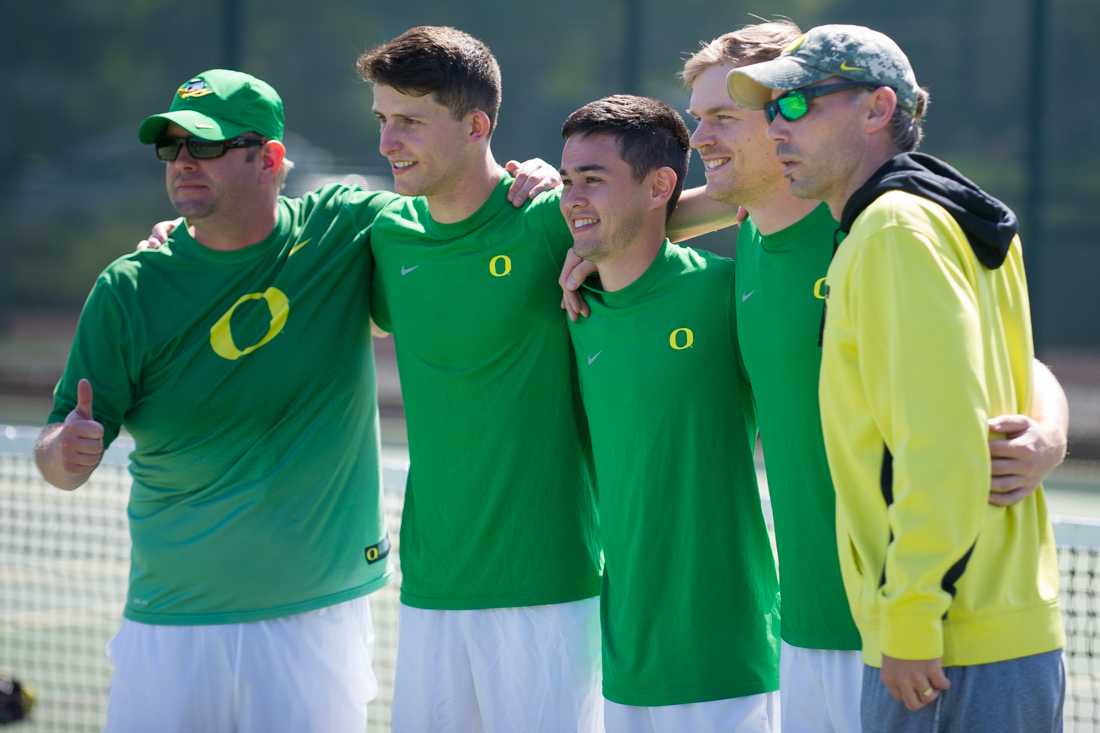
[{"x1": 845, "y1": 223, "x2": 990, "y2": 660}]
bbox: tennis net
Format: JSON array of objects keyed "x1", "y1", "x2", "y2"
[{"x1": 1, "y1": 426, "x2": 1097, "y2": 731}]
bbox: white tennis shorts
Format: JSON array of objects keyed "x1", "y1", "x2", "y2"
[
  {"x1": 103, "y1": 595, "x2": 375, "y2": 733},
  {"x1": 780, "y1": 641, "x2": 863, "y2": 733},
  {"x1": 391, "y1": 597, "x2": 602, "y2": 732},
  {"x1": 604, "y1": 691, "x2": 779, "y2": 733}
]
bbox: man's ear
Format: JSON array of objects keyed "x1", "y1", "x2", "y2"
[
  {"x1": 260, "y1": 140, "x2": 287, "y2": 179},
  {"x1": 864, "y1": 86, "x2": 897, "y2": 135},
  {"x1": 468, "y1": 110, "x2": 493, "y2": 143},
  {"x1": 650, "y1": 166, "x2": 678, "y2": 212}
]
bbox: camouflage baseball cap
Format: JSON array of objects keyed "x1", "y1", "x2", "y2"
[
  {"x1": 138, "y1": 69, "x2": 284, "y2": 144},
  {"x1": 727, "y1": 24, "x2": 920, "y2": 114}
]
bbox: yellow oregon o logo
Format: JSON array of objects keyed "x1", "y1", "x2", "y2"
[
  {"x1": 813, "y1": 276, "x2": 829, "y2": 300},
  {"x1": 669, "y1": 327, "x2": 695, "y2": 350},
  {"x1": 489, "y1": 255, "x2": 512, "y2": 277},
  {"x1": 209, "y1": 287, "x2": 290, "y2": 361},
  {"x1": 366, "y1": 547, "x2": 380, "y2": 562}
]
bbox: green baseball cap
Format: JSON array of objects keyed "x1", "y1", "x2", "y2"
[
  {"x1": 138, "y1": 69, "x2": 284, "y2": 144},
  {"x1": 727, "y1": 24, "x2": 920, "y2": 114}
]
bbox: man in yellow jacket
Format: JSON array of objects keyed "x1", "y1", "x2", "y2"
[{"x1": 729, "y1": 24, "x2": 1065, "y2": 732}]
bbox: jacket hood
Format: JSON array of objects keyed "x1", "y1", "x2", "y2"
[{"x1": 838, "y1": 152, "x2": 1017, "y2": 269}]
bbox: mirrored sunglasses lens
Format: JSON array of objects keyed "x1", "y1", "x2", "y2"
[{"x1": 779, "y1": 93, "x2": 808, "y2": 121}]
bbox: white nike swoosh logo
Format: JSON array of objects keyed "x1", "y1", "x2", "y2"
[
  {"x1": 587, "y1": 351, "x2": 602, "y2": 365},
  {"x1": 741, "y1": 289, "x2": 756, "y2": 302},
  {"x1": 288, "y1": 239, "x2": 311, "y2": 257},
  {"x1": 400, "y1": 265, "x2": 419, "y2": 276}
]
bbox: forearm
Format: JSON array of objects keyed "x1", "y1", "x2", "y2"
[
  {"x1": 667, "y1": 186, "x2": 741, "y2": 242},
  {"x1": 1030, "y1": 359, "x2": 1069, "y2": 453},
  {"x1": 34, "y1": 423, "x2": 94, "y2": 491}
]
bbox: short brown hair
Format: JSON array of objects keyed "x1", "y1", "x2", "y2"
[
  {"x1": 356, "y1": 26, "x2": 502, "y2": 131},
  {"x1": 681, "y1": 20, "x2": 803, "y2": 86},
  {"x1": 561, "y1": 95, "x2": 691, "y2": 219},
  {"x1": 889, "y1": 88, "x2": 930, "y2": 152}
]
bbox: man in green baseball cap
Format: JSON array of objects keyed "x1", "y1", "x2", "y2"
[
  {"x1": 727, "y1": 24, "x2": 1066, "y2": 732},
  {"x1": 36, "y1": 68, "x2": 399, "y2": 732},
  {"x1": 138, "y1": 68, "x2": 285, "y2": 143}
]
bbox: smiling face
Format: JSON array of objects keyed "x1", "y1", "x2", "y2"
[
  {"x1": 559, "y1": 133, "x2": 655, "y2": 263},
  {"x1": 687, "y1": 63, "x2": 783, "y2": 207},
  {"x1": 372, "y1": 83, "x2": 475, "y2": 198}
]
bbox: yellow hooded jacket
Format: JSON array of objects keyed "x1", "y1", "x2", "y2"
[{"x1": 819, "y1": 153, "x2": 1064, "y2": 667}]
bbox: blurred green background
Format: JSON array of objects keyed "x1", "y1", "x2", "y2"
[{"x1": 3, "y1": 0, "x2": 1098, "y2": 462}]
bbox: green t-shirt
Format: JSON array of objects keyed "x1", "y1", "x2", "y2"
[
  {"x1": 567, "y1": 241, "x2": 780, "y2": 706},
  {"x1": 48, "y1": 184, "x2": 399, "y2": 625},
  {"x1": 735, "y1": 204, "x2": 861, "y2": 650},
  {"x1": 370, "y1": 176, "x2": 600, "y2": 609}
]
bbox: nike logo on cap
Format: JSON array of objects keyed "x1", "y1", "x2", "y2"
[
  {"x1": 839, "y1": 61, "x2": 864, "y2": 72},
  {"x1": 587, "y1": 351, "x2": 602, "y2": 366},
  {"x1": 742, "y1": 290, "x2": 756, "y2": 302},
  {"x1": 400, "y1": 265, "x2": 419, "y2": 276}
]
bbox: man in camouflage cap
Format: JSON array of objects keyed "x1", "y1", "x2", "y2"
[
  {"x1": 726, "y1": 24, "x2": 922, "y2": 116},
  {"x1": 728, "y1": 24, "x2": 1066, "y2": 732}
]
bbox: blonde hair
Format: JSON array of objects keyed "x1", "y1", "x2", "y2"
[{"x1": 681, "y1": 20, "x2": 803, "y2": 86}]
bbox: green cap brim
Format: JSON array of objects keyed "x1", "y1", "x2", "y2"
[
  {"x1": 138, "y1": 110, "x2": 251, "y2": 144},
  {"x1": 727, "y1": 57, "x2": 830, "y2": 109}
]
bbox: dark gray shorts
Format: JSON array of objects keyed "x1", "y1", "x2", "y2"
[{"x1": 860, "y1": 650, "x2": 1065, "y2": 733}]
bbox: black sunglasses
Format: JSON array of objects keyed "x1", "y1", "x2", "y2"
[
  {"x1": 155, "y1": 135, "x2": 265, "y2": 162},
  {"x1": 764, "y1": 81, "x2": 878, "y2": 124}
]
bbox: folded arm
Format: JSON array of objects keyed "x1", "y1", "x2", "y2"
[{"x1": 987, "y1": 359, "x2": 1068, "y2": 506}]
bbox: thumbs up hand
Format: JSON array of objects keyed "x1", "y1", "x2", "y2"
[{"x1": 59, "y1": 379, "x2": 105, "y2": 474}]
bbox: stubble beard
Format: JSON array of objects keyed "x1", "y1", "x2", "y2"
[
  {"x1": 170, "y1": 195, "x2": 217, "y2": 221},
  {"x1": 606, "y1": 212, "x2": 646, "y2": 261},
  {"x1": 786, "y1": 165, "x2": 832, "y2": 202},
  {"x1": 708, "y1": 161, "x2": 782, "y2": 210},
  {"x1": 705, "y1": 176, "x2": 740, "y2": 206},
  {"x1": 574, "y1": 219, "x2": 637, "y2": 265},
  {"x1": 572, "y1": 238, "x2": 603, "y2": 262}
]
